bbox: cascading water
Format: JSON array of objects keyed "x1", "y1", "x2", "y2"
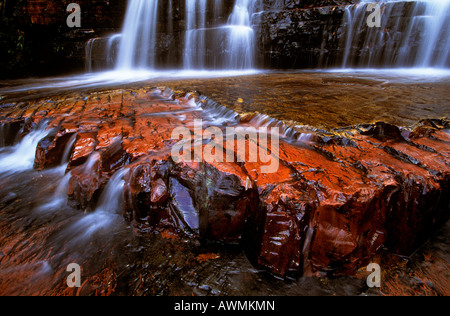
[
  {"x1": 64, "y1": 168, "x2": 127, "y2": 243},
  {"x1": 85, "y1": 38, "x2": 99, "y2": 72},
  {"x1": 61, "y1": 134, "x2": 77, "y2": 165},
  {"x1": 0, "y1": 123, "x2": 50, "y2": 175},
  {"x1": 183, "y1": 0, "x2": 208, "y2": 69},
  {"x1": 94, "y1": 168, "x2": 127, "y2": 214},
  {"x1": 415, "y1": 0, "x2": 450, "y2": 67},
  {"x1": 226, "y1": 0, "x2": 258, "y2": 69},
  {"x1": 86, "y1": 0, "x2": 260, "y2": 72},
  {"x1": 341, "y1": 0, "x2": 450, "y2": 68},
  {"x1": 183, "y1": 0, "x2": 260, "y2": 70},
  {"x1": 36, "y1": 170, "x2": 72, "y2": 211},
  {"x1": 116, "y1": 0, "x2": 159, "y2": 70},
  {"x1": 106, "y1": 34, "x2": 122, "y2": 69},
  {"x1": 35, "y1": 135, "x2": 76, "y2": 212}
]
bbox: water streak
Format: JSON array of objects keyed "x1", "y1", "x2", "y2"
[
  {"x1": 116, "y1": 0, "x2": 159, "y2": 70},
  {"x1": 36, "y1": 169, "x2": 72, "y2": 211},
  {"x1": 61, "y1": 134, "x2": 77, "y2": 165},
  {"x1": 85, "y1": 38, "x2": 99, "y2": 72},
  {"x1": 0, "y1": 123, "x2": 50, "y2": 175},
  {"x1": 184, "y1": 0, "x2": 260, "y2": 70},
  {"x1": 341, "y1": 0, "x2": 450, "y2": 68},
  {"x1": 184, "y1": 0, "x2": 208, "y2": 69},
  {"x1": 63, "y1": 168, "x2": 127, "y2": 244},
  {"x1": 226, "y1": 0, "x2": 258, "y2": 69},
  {"x1": 85, "y1": 0, "x2": 260, "y2": 72}
]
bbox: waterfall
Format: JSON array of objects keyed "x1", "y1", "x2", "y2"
[
  {"x1": 85, "y1": 38, "x2": 98, "y2": 72},
  {"x1": 226, "y1": 0, "x2": 258, "y2": 69},
  {"x1": 183, "y1": 0, "x2": 208, "y2": 70},
  {"x1": 61, "y1": 134, "x2": 76, "y2": 165},
  {"x1": 0, "y1": 123, "x2": 50, "y2": 175},
  {"x1": 85, "y1": 0, "x2": 260, "y2": 72},
  {"x1": 106, "y1": 34, "x2": 122, "y2": 69},
  {"x1": 34, "y1": 134, "x2": 75, "y2": 212},
  {"x1": 36, "y1": 170, "x2": 72, "y2": 211},
  {"x1": 83, "y1": 0, "x2": 448, "y2": 72},
  {"x1": 61, "y1": 169, "x2": 127, "y2": 244},
  {"x1": 415, "y1": 0, "x2": 450, "y2": 67},
  {"x1": 94, "y1": 168, "x2": 127, "y2": 214},
  {"x1": 341, "y1": 0, "x2": 450, "y2": 68},
  {"x1": 184, "y1": 0, "x2": 259, "y2": 70},
  {"x1": 116, "y1": 0, "x2": 159, "y2": 70}
]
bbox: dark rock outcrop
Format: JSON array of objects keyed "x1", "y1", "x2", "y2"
[{"x1": 254, "y1": 5, "x2": 348, "y2": 68}]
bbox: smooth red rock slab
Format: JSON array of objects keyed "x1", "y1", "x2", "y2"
[
  {"x1": 67, "y1": 152, "x2": 102, "y2": 209},
  {"x1": 34, "y1": 129, "x2": 76, "y2": 170},
  {"x1": 70, "y1": 132, "x2": 98, "y2": 168}
]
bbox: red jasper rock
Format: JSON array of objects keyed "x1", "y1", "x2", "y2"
[
  {"x1": 67, "y1": 152, "x2": 102, "y2": 209},
  {"x1": 1, "y1": 87, "x2": 448, "y2": 279},
  {"x1": 123, "y1": 158, "x2": 171, "y2": 226},
  {"x1": 34, "y1": 130, "x2": 76, "y2": 170},
  {"x1": 69, "y1": 132, "x2": 98, "y2": 168}
]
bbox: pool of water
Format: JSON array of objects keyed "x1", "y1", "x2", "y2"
[{"x1": 1, "y1": 70, "x2": 449, "y2": 130}]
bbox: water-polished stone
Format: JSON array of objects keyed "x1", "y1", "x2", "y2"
[{"x1": 0, "y1": 86, "x2": 448, "y2": 278}]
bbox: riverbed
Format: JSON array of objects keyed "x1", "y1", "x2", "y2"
[{"x1": 0, "y1": 70, "x2": 449, "y2": 296}]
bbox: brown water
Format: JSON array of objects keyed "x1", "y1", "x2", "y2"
[
  {"x1": 149, "y1": 72, "x2": 450, "y2": 130},
  {"x1": 1, "y1": 71, "x2": 449, "y2": 130}
]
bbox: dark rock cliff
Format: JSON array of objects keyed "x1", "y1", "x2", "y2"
[
  {"x1": 0, "y1": 0, "x2": 127, "y2": 78},
  {"x1": 254, "y1": 6, "x2": 347, "y2": 69},
  {"x1": 0, "y1": 0, "x2": 359, "y2": 77}
]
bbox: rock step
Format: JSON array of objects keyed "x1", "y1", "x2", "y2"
[{"x1": 0, "y1": 87, "x2": 448, "y2": 278}]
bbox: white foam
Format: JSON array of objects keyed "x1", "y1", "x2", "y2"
[{"x1": 0, "y1": 124, "x2": 50, "y2": 175}]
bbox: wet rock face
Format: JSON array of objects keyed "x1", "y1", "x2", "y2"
[
  {"x1": 254, "y1": 5, "x2": 349, "y2": 68},
  {"x1": 34, "y1": 129, "x2": 76, "y2": 170},
  {"x1": 18, "y1": 0, "x2": 127, "y2": 27},
  {"x1": 2, "y1": 0, "x2": 360, "y2": 76},
  {"x1": 85, "y1": 0, "x2": 357, "y2": 70},
  {"x1": 0, "y1": 120, "x2": 24, "y2": 147},
  {"x1": 278, "y1": 1, "x2": 357, "y2": 9},
  {"x1": 0, "y1": 88, "x2": 449, "y2": 278},
  {"x1": 123, "y1": 158, "x2": 171, "y2": 227}
]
